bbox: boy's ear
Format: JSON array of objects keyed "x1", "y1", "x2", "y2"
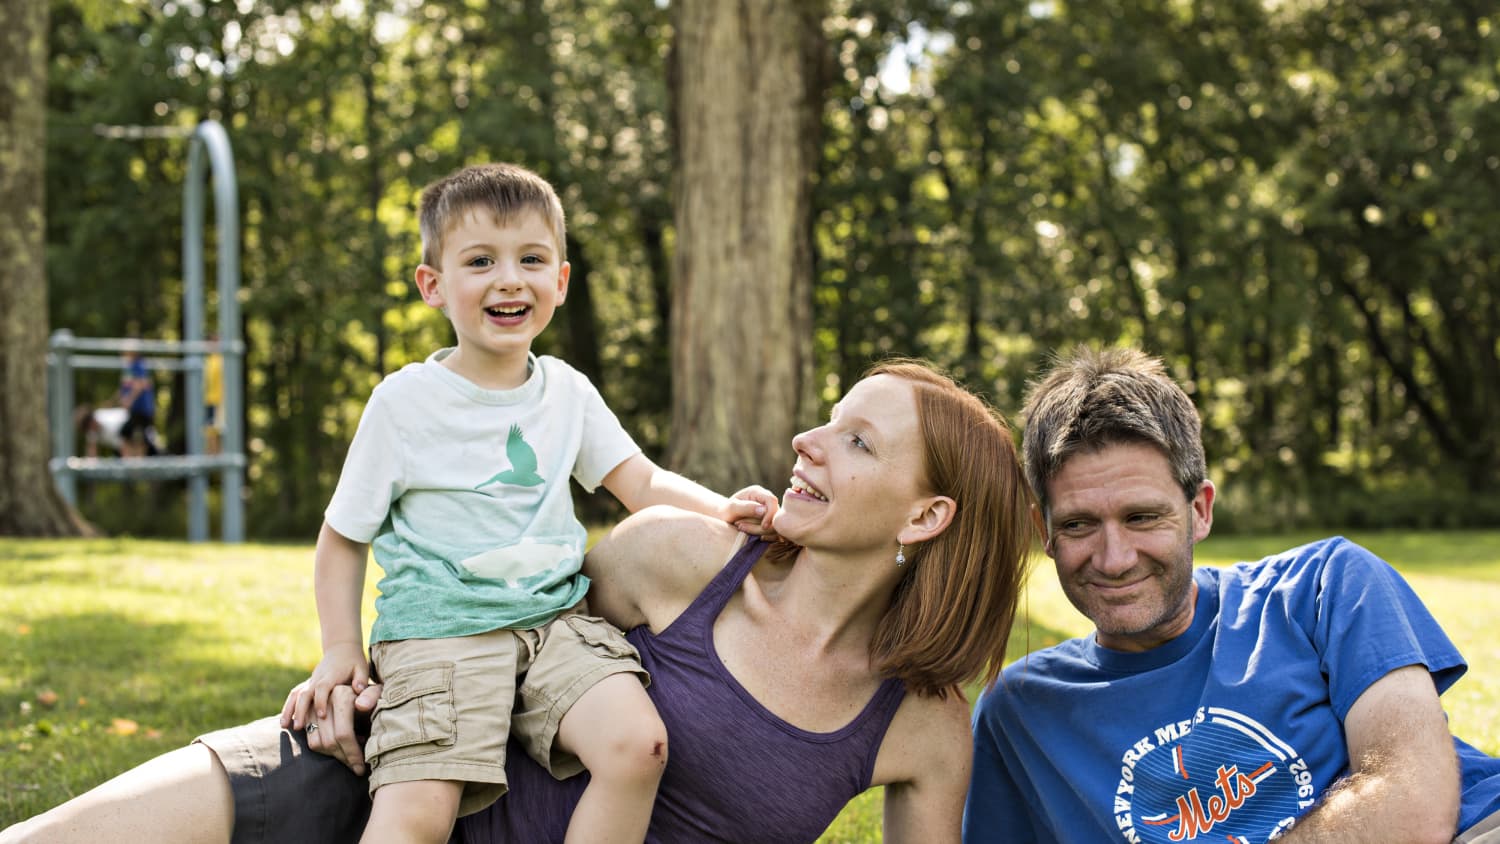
[
  {"x1": 555, "y1": 261, "x2": 571, "y2": 305},
  {"x1": 415, "y1": 264, "x2": 444, "y2": 308}
]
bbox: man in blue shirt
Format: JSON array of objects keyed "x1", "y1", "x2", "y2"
[{"x1": 964, "y1": 346, "x2": 1500, "y2": 844}]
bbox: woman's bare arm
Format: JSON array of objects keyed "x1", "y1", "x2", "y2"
[{"x1": 872, "y1": 691, "x2": 975, "y2": 844}]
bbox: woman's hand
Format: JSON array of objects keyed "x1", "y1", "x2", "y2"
[
  {"x1": 280, "y1": 678, "x2": 383, "y2": 775},
  {"x1": 296, "y1": 642, "x2": 370, "y2": 726}
]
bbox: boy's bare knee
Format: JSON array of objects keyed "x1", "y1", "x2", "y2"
[
  {"x1": 587, "y1": 723, "x2": 669, "y2": 783},
  {"x1": 367, "y1": 804, "x2": 455, "y2": 844},
  {"x1": 366, "y1": 782, "x2": 461, "y2": 844}
]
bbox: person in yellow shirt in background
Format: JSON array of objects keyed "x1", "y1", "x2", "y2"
[{"x1": 203, "y1": 334, "x2": 224, "y2": 455}]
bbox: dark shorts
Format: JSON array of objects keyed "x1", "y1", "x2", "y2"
[
  {"x1": 119, "y1": 411, "x2": 154, "y2": 440},
  {"x1": 195, "y1": 718, "x2": 372, "y2": 844}
]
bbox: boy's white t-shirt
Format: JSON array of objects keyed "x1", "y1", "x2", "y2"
[{"x1": 324, "y1": 349, "x2": 640, "y2": 643}]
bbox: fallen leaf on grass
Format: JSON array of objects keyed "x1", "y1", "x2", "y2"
[{"x1": 107, "y1": 718, "x2": 139, "y2": 736}]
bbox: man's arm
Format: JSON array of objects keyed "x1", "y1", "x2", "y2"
[{"x1": 1281, "y1": 663, "x2": 1459, "y2": 843}]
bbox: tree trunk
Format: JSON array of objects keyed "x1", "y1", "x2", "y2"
[
  {"x1": 667, "y1": 0, "x2": 825, "y2": 491},
  {"x1": 0, "y1": 0, "x2": 89, "y2": 536}
]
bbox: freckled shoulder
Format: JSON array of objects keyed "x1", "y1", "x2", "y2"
[
  {"x1": 589, "y1": 506, "x2": 749, "y2": 620},
  {"x1": 872, "y1": 687, "x2": 975, "y2": 788}
]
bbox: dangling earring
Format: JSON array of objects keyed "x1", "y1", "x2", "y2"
[{"x1": 896, "y1": 544, "x2": 906, "y2": 567}]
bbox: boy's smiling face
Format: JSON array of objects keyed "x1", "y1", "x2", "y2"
[{"x1": 415, "y1": 207, "x2": 570, "y2": 388}]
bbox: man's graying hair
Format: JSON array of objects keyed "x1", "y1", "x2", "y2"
[{"x1": 1020, "y1": 347, "x2": 1206, "y2": 518}]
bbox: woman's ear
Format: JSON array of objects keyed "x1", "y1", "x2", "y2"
[{"x1": 899, "y1": 495, "x2": 956, "y2": 545}]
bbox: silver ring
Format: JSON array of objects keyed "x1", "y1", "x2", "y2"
[{"x1": 306, "y1": 722, "x2": 318, "y2": 734}]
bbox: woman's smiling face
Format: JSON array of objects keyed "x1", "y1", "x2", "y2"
[{"x1": 775, "y1": 374, "x2": 932, "y2": 557}]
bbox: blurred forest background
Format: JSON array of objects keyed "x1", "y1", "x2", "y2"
[{"x1": 25, "y1": 0, "x2": 1500, "y2": 537}]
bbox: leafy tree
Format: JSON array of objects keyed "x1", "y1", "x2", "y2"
[{"x1": 38, "y1": 0, "x2": 1500, "y2": 534}]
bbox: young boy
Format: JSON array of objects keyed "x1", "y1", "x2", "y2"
[{"x1": 293, "y1": 163, "x2": 774, "y2": 844}]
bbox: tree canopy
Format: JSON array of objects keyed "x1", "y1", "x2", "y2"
[{"x1": 40, "y1": 0, "x2": 1500, "y2": 536}]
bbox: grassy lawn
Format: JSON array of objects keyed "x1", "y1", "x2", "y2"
[{"x1": 3, "y1": 530, "x2": 1498, "y2": 838}]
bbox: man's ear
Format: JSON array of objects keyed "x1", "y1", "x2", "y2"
[
  {"x1": 1031, "y1": 503, "x2": 1054, "y2": 557},
  {"x1": 1191, "y1": 480, "x2": 1216, "y2": 543},
  {"x1": 898, "y1": 495, "x2": 956, "y2": 546},
  {"x1": 415, "y1": 264, "x2": 444, "y2": 308}
]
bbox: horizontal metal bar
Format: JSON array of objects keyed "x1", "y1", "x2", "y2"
[
  {"x1": 50, "y1": 454, "x2": 247, "y2": 481},
  {"x1": 49, "y1": 353, "x2": 199, "y2": 372},
  {"x1": 49, "y1": 334, "x2": 245, "y2": 355}
]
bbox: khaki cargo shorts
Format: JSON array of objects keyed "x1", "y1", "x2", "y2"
[{"x1": 366, "y1": 607, "x2": 647, "y2": 817}]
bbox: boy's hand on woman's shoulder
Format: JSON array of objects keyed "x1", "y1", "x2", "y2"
[{"x1": 727, "y1": 485, "x2": 780, "y2": 537}]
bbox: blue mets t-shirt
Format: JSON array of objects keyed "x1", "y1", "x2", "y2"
[{"x1": 965, "y1": 537, "x2": 1500, "y2": 843}]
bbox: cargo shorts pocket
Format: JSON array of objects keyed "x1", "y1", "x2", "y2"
[
  {"x1": 562, "y1": 614, "x2": 640, "y2": 662},
  {"x1": 367, "y1": 661, "x2": 457, "y2": 765}
]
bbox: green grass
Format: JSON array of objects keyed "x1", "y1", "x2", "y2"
[{"x1": 2, "y1": 531, "x2": 1498, "y2": 838}]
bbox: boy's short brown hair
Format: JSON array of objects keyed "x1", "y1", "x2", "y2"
[{"x1": 418, "y1": 163, "x2": 567, "y2": 268}]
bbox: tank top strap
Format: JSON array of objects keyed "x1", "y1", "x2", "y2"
[
  {"x1": 855, "y1": 677, "x2": 908, "y2": 784},
  {"x1": 662, "y1": 535, "x2": 770, "y2": 637}
]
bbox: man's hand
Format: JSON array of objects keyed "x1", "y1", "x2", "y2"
[{"x1": 280, "y1": 679, "x2": 382, "y2": 775}]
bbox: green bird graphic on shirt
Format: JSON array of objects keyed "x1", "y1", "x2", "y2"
[{"x1": 475, "y1": 424, "x2": 545, "y2": 489}]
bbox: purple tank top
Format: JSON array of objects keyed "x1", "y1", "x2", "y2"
[{"x1": 456, "y1": 537, "x2": 907, "y2": 844}]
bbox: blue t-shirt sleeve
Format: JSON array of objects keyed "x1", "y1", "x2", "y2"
[
  {"x1": 1307, "y1": 538, "x2": 1467, "y2": 719},
  {"x1": 964, "y1": 693, "x2": 1037, "y2": 844}
]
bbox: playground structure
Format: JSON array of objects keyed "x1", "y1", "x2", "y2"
[{"x1": 47, "y1": 120, "x2": 246, "y2": 542}]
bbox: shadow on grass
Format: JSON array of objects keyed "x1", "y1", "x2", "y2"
[
  {"x1": 1, "y1": 610, "x2": 312, "y2": 825},
  {"x1": 0, "y1": 614, "x2": 310, "y2": 734}
]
